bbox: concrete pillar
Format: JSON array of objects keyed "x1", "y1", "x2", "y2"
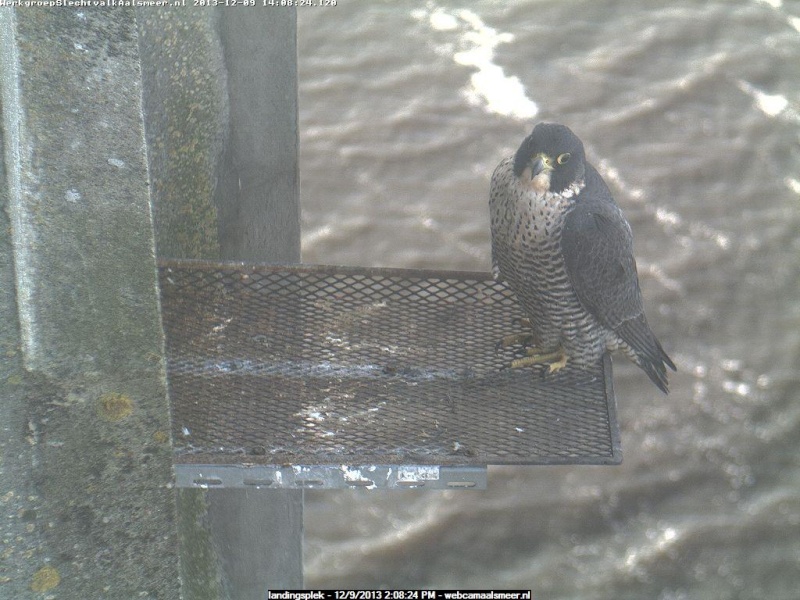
[{"x1": 0, "y1": 9, "x2": 179, "y2": 597}]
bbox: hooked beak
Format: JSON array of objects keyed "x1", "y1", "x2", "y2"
[{"x1": 530, "y1": 153, "x2": 553, "y2": 178}]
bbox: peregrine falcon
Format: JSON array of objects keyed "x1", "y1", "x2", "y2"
[{"x1": 490, "y1": 123, "x2": 676, "y2": 393}]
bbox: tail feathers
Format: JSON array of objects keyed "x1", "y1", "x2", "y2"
[{"x1": 616, "y1": 316, "x2": 676, "y2": 394}]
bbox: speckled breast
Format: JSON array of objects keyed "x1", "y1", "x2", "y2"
[{"x1": 490, "y1": 160, "x2": 606, "y2": 364}]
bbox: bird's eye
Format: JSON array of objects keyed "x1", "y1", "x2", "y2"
[{"x1": 557, "y1": 153, "x2": 571, "y2": 165}]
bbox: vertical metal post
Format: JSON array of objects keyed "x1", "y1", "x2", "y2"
[
  {"x1": 137, "y1": 7, "x2": 303, "y2": 598},
  {"x1": 216, "y1": 10, "x2": 301, "y2": 263},
  {"x1": 209, "y1": 8, "x2": 304, "y2": 596}
]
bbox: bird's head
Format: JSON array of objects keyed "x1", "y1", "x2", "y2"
[{"x1": 513, "y1": 123, "x2": 586, "y2": 194}]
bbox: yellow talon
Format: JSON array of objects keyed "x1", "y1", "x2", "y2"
[
  {"x1": 545, "y1": 350, "x2": 568, "y2": 373},
  {"x1": 496, "y1": 332, "x2": 535, "y2": 350},
  {"x1": 496, "y1": 317, "x2": 536, "y2": 351},
  {"x1": 509, "y1": 347, "x2": 568, "y2": 373}
]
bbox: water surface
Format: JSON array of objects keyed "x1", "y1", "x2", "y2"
[{"x1": 298, "y1": 2, "x2": 800, "y2": 597}]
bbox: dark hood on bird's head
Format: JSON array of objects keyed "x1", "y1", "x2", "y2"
[{"x1": 513, "y1": 123, "x2": 586, "y2": 194}]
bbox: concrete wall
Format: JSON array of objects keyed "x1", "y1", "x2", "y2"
[
  {"x1": 138, "y1": 8, "x2": 300, "y2": 263},
  {"x1": 0, "y1": 9, "x2": 179, "y2": 598},
  {"x1": 1, "y1": 9, "x2": 302, "y2": 597}
]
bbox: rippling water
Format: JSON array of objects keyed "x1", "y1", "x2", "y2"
[{"x1": 297, "y1": 2, "x2": 800, "y2": 597}]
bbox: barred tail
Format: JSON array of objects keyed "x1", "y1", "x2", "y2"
[{"x1": 616, "y1": 315, "x2": 676, "y2": 394}]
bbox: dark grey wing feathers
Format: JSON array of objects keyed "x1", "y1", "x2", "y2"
[
  {"x1": 562, "y1": 168, "x2": 642, "y2": 330},
  {"x1": 562, "y1": 165, "x2": 675, "y2": 392},
  {"x1": 615, "y1": 316, "x2": 675, "y2": 392}
]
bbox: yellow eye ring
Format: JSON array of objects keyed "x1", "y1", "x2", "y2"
[{"x1": 557, "y1": 153, "x2": 571, "y2": 165}]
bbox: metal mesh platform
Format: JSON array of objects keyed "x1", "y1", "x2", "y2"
[{"x1": 159, "y1": 260, "x2": 620, "y2": 489}]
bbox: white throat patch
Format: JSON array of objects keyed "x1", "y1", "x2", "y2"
[
  {"x1": 559, "y1": 179, "x2": 585, "y2": 199},
  {"x1": 530, "y1": 170, "x2": 551, "y2": 194}
]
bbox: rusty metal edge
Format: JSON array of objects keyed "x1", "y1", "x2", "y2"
[{"x1": 157, "y1": 257, "x2": 497, "y2": 283}]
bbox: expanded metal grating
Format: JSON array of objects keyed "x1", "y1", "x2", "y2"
[{"x1": 158, "y1": 260, "x2": 620, "y2": 488}]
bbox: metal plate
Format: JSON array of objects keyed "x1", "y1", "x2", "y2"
[{"x1": 159, "y1": 260, "x2": 621, "y2": 488}]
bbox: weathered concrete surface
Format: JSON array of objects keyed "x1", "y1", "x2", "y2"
[
  {"x1": 0, "y1": 77, "x2": 44, "y2": 600},
  {"x1": 137, "y1": 10, "x2": 226, "y2": 260},
  {"x1": 0, "y1": 9, "x2": 179, "y2": 598},
  {"x1": 138, "y1": 9, "x2": 300, "y2": 263}
]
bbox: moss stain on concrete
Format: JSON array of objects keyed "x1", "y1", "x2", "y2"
[{"x1": 137, "y1": 11, "x2": 227, "y2": 260}]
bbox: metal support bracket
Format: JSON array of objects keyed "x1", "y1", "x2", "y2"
[{"x1": 177, "y1": 465, "x2": 489, "y2": 490}]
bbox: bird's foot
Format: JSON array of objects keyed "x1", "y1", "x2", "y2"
[
  {"x1": 495, "y1": 332, "x2": 535, "y2": 351},
  {"x1": 494, "y1": 318, "x2": 535, "y2": 351},
  {"x1": 510, "y1": 347, "x2": 568, "y2": 373}
]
